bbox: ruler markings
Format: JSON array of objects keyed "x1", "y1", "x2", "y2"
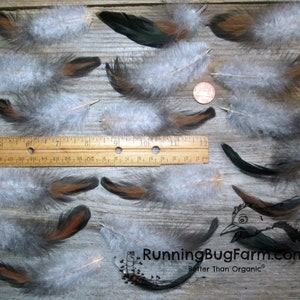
[{"x1": 0, "y1": 136, "x2": 209, "y2": 167}]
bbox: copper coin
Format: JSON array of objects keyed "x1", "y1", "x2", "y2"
[{"x1": 193, "y1": 82, "x2": 216, "y2": 104}]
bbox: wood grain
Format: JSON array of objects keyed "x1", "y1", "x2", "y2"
[
  {"x1": 0, "y1": 1, "x2": 299, "y2": 300},
  {"x1": 0, "y1": 0, "x2": 288, "y2": 9}
]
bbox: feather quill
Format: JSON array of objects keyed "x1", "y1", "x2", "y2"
[
  {"x1": 101, "y1": 164, "x2": 222, "y2": 206},
  {"x1": 220, "y1": 92, "x2": 300, "y2": 139},
  {"x1": 98, "y1": 4, "x2": 204, "y2": 48},
  {"x1": 221, "y1": 143, "x2": 300, "y2": 183},
  {"x1": 0, "y1": 54, "x2": 100, "y2": 95},
  {"x1": 0, "y1": 205, "x2": 91, "y2": 257},
  {"x1": 209, "y1": 3, "x2": 300, "y2": 48},
  {"x1": 0, "y1": 168, "x2": 99, "y2": 210},
  {"x1": 0, "y1": 250, "x2": 102, "y2": 295},
  {"x1": 0, "y1": 5, "x2": 91, "y2": 49},
  {"x1": 106, "y1": 41, "x2": 210, "y2": 99},
  {"x1": 0, "y1": 92, "x2": 97, "y2": 135},
  {"x1": 100, "y1": 101, "x2": 215, "y2": 136},
  {"x1": 212, "y1": 56, "x2": 300, "y2": 95},
  {"x1": 232, "y1": 185, "x2": 300, "y2": 218},
  {"x1": 100, "y1": 214, "x2": 218, "y2": 258}
]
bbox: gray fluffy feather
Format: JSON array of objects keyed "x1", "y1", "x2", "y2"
[
  {"x1": 100, "y1": 101, "x2": 169, "y2": 136},
  {"x1": 213, "y1": 57, "x2": 297, "y2": 95},
  {"x1": 4, "y1": 91, "x2": 90, "y2": 135},
  {"x1": 104, "y1": 164, "x2": 222, "y2": 207},
  {"x1": 100, "y1": 100, "x2": 212, "y2": 136},
  {"x1": 100, "y1": 214, "x2": 218, "y2": 258},
  {"x1": 0, "y1": 54, "x2": 82, "y2": 95},
  {"x1": 4, "y1": 5, "x2": 91, "y2": 49},
  {"x1": 0, "y1": 214, "x2": 59, "y2": 257},
  {"x1": 169, "y1": 3, "x2": 205, "y2": 36},
  {"x1": 108, "y1": 41, "x2": 210, "y2": 99},
  {"x1": 0, "y1": 216, "x2": 40, "y2": 256},
  {"x1": 1, "y1": 250, "x2": 102, "y2": 295},
  {"x1": 251, "y1": 3, "x2": 300, "y2": 48},
  {"x1": 223, "y1": 92, "x2": 300, "y2": 139},
  {"x1": 135, "y1": 164, "x2": 222, "y2": 206},
  {"x1": 0, "y1": 168, "x2": 59, "y2": 210},
  {"x1": 0, "y1": 168, "x2": 92, "y2": 210}
]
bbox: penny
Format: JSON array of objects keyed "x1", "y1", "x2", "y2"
[{"x1": 193, "y1": 82, "x2": 216, "y2": 104}]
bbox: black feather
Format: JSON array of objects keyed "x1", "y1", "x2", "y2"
[
  {"x1": 221, "y1": 144, "x2": 278, "y2": 176},
  {"x1": 98, "y1": 11, "x2": 176, "y2": 48}
]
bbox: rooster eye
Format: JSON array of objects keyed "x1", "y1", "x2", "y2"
[{"x1": 238, "y1": 214, "x2": 248, "y2": 224}]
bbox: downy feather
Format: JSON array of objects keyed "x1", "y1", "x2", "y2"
[
  {"x1": 101, "y1": 164, "x2": 222, "y2": 206},
  {"x1": 0, "y1": 92, "x2": 95, "y2": 135},
  {"x1": 0, "y1": 168, "x2": 99, "y2": 210},
  {"x1": 106, "y1": 41, "x2": 210, "y2": 99},
  {"x1": 169, "y1": 3, "x2": 205, "y2": 35},
  {"x1": 100, "y1": 101, "x2": 215, "y2": 136},
  {"x1": 221, "y1": 92, "x2": 300, "y2": 139},
  {"x1": 0, "y1": 54, "x2": 100, "y2": 95},
  {"x1": 0, "y1": 250, "x2": 102, "y2": 295},
  {"x1": 100, "y1": 214, "x2": 218, "y2": 258},
  {"x1": 0, "y1": 5, "x2": 91, "y2": 49},
  {"x1": 213, "y1": 56, "x2": 300, "y2": 95},
  {"x1": 209, "y1": 3, "x2": 300, "y2": 48},
  {"x1": 0, "y1": 205, "x2": 91, "y2": 257},
  {"x1": 98, "y1": 4, "x2": 204, "y2": 48}
]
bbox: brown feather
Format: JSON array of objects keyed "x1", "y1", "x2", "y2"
[
  {"x1": 286, "y1": 63, "x2": 300, "y2": 84},
  {"x1": 0, "y1": 263, "x2": 30, "y2": 286},
  {"x1": 209, "y1": 11, "x2": 254, "y2": 42},
  {"x1": 233, "y1": 185, "x2": 271, "y2": 209},
  {"x1": 154, "y1": 21, "x2": 187, "y2": 41},
  {"x1": 0, "y1": 12, "x2": 17, "y2": 38},
  {"x1": 171, "y1": 107, "x2": 215, "y2": 129},
  {"x1": 0, "y1": 99, "x2": 27, "y2": 122},
  {"x1": 48, "y1": 176, "x2": 99, "y2": 202},
  {"x1": 105, "y1": 59, "x2": 135, "y2": 96},
  {"x1": 232, "y1": 185, "x2": 300, "y2": 217},
  {"x1": 101, "y1": 177, "x2": 147, "y2": 200},
  {"x1": 47, "y1": 205, "x2": 91, "y2": 241},
  {"x1": 61, "y1": 57, "x2": 101, "y2": 78}
]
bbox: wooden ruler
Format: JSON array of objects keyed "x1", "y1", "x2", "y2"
[{"x1": 0, "y1": 136, "x2": 209, "y2": 167}]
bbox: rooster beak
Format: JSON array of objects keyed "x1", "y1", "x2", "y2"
[{"x1": 220, "y1": 222, "x2": 239, "y2": 235}]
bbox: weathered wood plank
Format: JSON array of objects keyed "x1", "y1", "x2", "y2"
[
  {"x1": 0, "y1": 0, "x2": 289, "y2": 9},
  {"x1": 0, "y1": 1, "x2": 299, "y2": 300}
]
